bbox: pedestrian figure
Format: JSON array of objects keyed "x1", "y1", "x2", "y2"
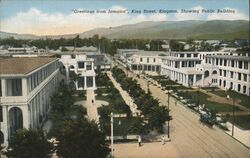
[
  {"x1": 175, "y1": 101, "x2": 177, "y2": 106},
  {"x1": 92, "y1": 99, "x2": 94, "y2": 104},
  {"x1": 138, "y1": 135, "x2": 142, "y2": 147},
  {"x1": 161, "y1": 135, "x2": 165, "y2": 145}
]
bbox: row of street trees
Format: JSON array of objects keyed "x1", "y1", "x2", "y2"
[
  {"x1": 96, "y1": 73, "x2": 137, "y2": 136},
  {"x1": 112, "y1": 67, "x2": 171, "y2": 133}
]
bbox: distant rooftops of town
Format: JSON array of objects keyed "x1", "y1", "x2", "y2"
[{"x1": 59, "y1": 46, "x2": 98, "y2": 52}]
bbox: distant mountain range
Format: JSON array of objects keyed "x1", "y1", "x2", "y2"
[{"x1": 0, "y1": 20, "x2": 249, "y2": 40}]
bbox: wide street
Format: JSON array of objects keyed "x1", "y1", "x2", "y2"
[{"x1": 112, "y1": 59, "x2": 250, "y2": 158}]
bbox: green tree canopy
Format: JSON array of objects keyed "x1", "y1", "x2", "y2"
[
  {"x1": 5, "y1": 129, "x2": 53, "y2": 158},
  {"x1": 56, "y1": 118, "x2": 110, "y2": 158}
]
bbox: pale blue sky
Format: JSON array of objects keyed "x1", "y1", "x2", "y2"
[{"x1": 0, "y1": 0, "x2": 249, "y2": 35}]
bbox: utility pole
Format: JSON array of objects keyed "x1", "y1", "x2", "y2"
[
  {"x1": 147, "y1": 80, "x2": 150, "y2": 94},
  {"x1": 0, "y1": 105, "x2": 2, "y2": 157},
  {"x1": 111, "y1": 112, "x2": 114, "y2": 158},
  {"x1": 197, "y1": 86, "x2": 200, "y2": 108},
  {"x1": 232, "y1": 98, "x2": 235, "y2": 136},
  {"x1": 110, "y1": 113, "x2": 127, "y2": 158},
  {"x1": 167, "y1": 92, "x2": 170, "y2": 138}
]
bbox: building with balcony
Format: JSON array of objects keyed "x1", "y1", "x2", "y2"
[
  {"x1": 116, "y1": 49, "x2": 140, "y2": 63},
  {"x1": 203, "y1": 53, "x2": 250, "y2": 95},
  {"x1": 128, "y1": 51, "x2": 167, "y2": 74},
  {"x1": 161, "y1": 52, "x2": 203, "y2": 87},
  {"x1": 84, "y1": 52, "x2": 111, "y2": 72},
  {"x1": 59, "y1": 53, "x2": 96, "y2": 90},
  {"x1": 160, "y1": 50, "x2": 250, "y2": 96},
  {"x1": 0, "y1": 57, "x2": 60, "y2": 146}
]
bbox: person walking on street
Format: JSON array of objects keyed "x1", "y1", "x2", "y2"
[
  {"x1": 138, "y1": 135, "x2": 142, "y2": 147},
  {"x1": 161, "y1": 135, "x2": 165, "y2": 145}
]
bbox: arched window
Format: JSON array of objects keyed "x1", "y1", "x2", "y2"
[
  {"x1": 223, "y1": 80, "x2": 226, "y2": 87},
  {"x1": 0, "y1": 131, "x2": 4, "y2": 144},
  {"x1": 243, "y1": 86, "x2": 246, "y2": 94},
  {"x1": 212, "y1": 70, "x2": 217, "y2": 75},
  {"x1": 204, "y1": 71, "x2": 209, "y2": 78},
  {"x1": 9, "y1": 107, "x2": 23, "y2": 138},
  {"x1": 238, "y1": 84, "x2": 241, "y2": 92},
  {"x1": 230, "y1": 82, "x2": 233, "y2": 89}
]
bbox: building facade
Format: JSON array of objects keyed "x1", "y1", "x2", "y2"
[
  {"x1": 161, "y1": 52, "x2": 203, "y2": 87},
  {"x1": 59, "y1": 53, "x2": 96, "y2": 90},
  {"x1": 118, "y1": 50, "x2": 167, "y2": 74},
  {"x1": 204, "y1": 53, "x2": 250, "y2": 95},
  {"x1": 161, "y1": 51, "x2": 250, "y2": 96},
  {"x1": 0, "y1": 57, "x2": 60, "y2": 146},
  {"x1": 85, "y1": 53, "x2": 111, "y2": 72}
]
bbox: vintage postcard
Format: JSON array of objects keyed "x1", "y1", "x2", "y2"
[{"x1": 0, "y1": 0, "x2": 249, "y2": 157}]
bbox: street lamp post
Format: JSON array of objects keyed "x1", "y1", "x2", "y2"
[
  {"x1": 167, "y1": 91, "x2": 170, "y2": 138},
  {"x1": 227, "y1": 95, "x2": 235, "y2": 137},
  {"x1": 197, "y1": 86, "x2": 200, "y2": 108},
  {"x1": 147, "y1": 80, "x2": 150, "y2": 94},
  {"x1": 110, "y1": 112, "x2": 114, "y2": 158},
  {"x1": 110, "y1": 113, "x2": 127, "y2": 158},
  {"x1": 232, "y1": 97, "x2": 235, "y2": 137}
]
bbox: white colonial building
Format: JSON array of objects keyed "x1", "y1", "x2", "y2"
[
  {"x1": 161, "y1": 52, "x2": 203, "y2": 87},
  {"x1": 203, "y1": 52, "x2": 250, "y2": 95},
  {"x1": 160, "y1": 50, "x2": 250, "y2": 96},
  {"x1": 0, "y1": 57, "x2": 60, "y2": 146},
  {"x1": 59, "y1": 53, "x2": 96, "y2": 90},
  {"x1": 116, "y1": 49, "x2": 140, "y2": 63},
  {"x1": 127, "y1": 51, "x2": 167, "y2": 74}
]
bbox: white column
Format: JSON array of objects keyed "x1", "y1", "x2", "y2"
[
  {"x1": 21, "y1": 106, "x2": 29, "y2": 129},
  {"x1": 1, "y1": 79, "x2": 6, "y2": 97},
  {"x1": 194, "y1": 75, "x2": 197, "y2": 87},
  {"x1": 93, "y1": 76, "x2": 96, "y2": 89},
  {"x1": 84, "y1": 76, "x2": 87, "y2": 89},
  {"x1": 1, "y1": 105, "x2": 9, "y2": 146},
  {"x1": 22, "y1": 78, "x2": 28, "y2": 98},
  {"x1": 65, "y1": 65, "x2": 70, "y2": 83},
  {"x1": 202, "y1": 74, "x2": 204, "y2": 87}
]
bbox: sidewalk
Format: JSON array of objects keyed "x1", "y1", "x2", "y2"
[
  {"x1": 113, "y1": 142, "x2": 180, "y2": 158},
  {"x1": 84, "y1": 89, "x2": 99, "y2": 123},
  {"x1": 74, "y1": 89, "x2": 109, "y2": 124},
  {"x1": 226, "y1": 122, "x2": 250, "y2": 148},
  {"x1": 107, "y1": 72, "x2": 140, "y2": 116}
]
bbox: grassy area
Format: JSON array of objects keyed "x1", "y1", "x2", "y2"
[
  {"x1": 178, "y1": 91, "x2": 241, "y2": 112},
  {"x1": 149, "y1": 75, "x2": 166, "y2": 80},
  {"x1": 229, "y1": 115, "x2": 250, "y2": 130},
  {"x1": 210, "y1": 90, "x2": 250, "y2": 109},
  {"x1": 73, "y1": 95, "x2": 86, "y2": 101},
  {"x1": 113, "y1": 117, "x2": 143, "y2": 136},
  {"x1": 95, "y1": 95, "x2": 110, "y2": 103},
  {"x1": 176, "y1": 85, "x2": 193, "y2": 90},
  {"x1": 201, "y1": 87, "x2": 220, "y2": 91},
  {"x1": 73, "y1": 90, "x2": 86, "y2": 101},
  {"x1": 159, "y1": 80, "x2": 180, "y2": 86}
]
